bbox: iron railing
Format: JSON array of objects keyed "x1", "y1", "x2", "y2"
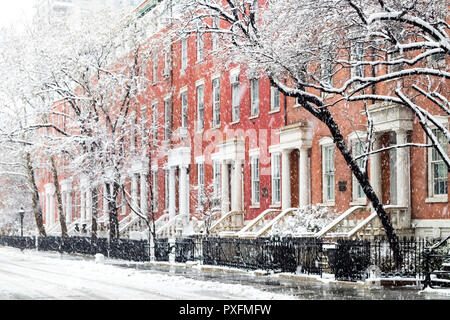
[
  {"x1": 154, "y1": 238, "x2": 170, "y2": 261},
  {"x1": 423, "y1": 235, "x2": 450, "y2": 289}
]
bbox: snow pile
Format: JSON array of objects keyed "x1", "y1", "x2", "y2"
[{"x1": 270, "y1": 205, "x2": 338, "y2": 236}]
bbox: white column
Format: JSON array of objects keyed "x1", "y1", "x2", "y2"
[
  {"x1": 86, "y1": 188, "x2": 92, "y2": 222},
  {"x1": 232, "y1": 159, "x2": 243, "y2": 211},
  {"x1": 299, "y1": 147, "x2": 310, "y2": 207},
  {"x1": 370, "y1": 135, "x2": 382, "y2": 202},
  {"x1": 168, "y1": 167, "x2": 176, "y2": 219},
  {"x1": 281, "y1": 149, "x2": 292, "y2": 209},
  {"x1": 179, "y1": 165, "x2": 188, "y2": 223},
  {"x1": 396, "y1": 129, "x2": 410, "y2": 208},
  {"x1": 45, "y1": 193, "x2": 50, "y2": 226},
  {"x1": 221, "y1": 160, "x2": 230, "y2": 214},
  {"x1": 140, "y1": 173, "x2": 148, "y2": 217}
]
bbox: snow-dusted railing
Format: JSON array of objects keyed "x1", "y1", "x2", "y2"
[
  {"x1": 346, "y1": 212, "x2": 382, "y2": 239},
  {"x1": 46, "y1": 222, "x2": 61, "y2": 236},
  {"x1": 255, "y1": 207, "x2": 298, "y2": 238},
  {"x1": 315, "y1": 206, "x2": 367, "y2": 238},
  {"x1": 384, "y1": 205, "x2": 410, "y2": 230},
  {"x1": 237, "y1": 208, "x2": 281, "y2": 238},
  {"x1": 156, "y1": 219, "x2": 176, "y2": 238},
  {"x1": 208, "y1": 210, "x2": 244, "y2": 235}
]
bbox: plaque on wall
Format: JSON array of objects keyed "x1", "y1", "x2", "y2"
[{"x1": 338, "y1": 181, "x2": 347, "y2": 192}]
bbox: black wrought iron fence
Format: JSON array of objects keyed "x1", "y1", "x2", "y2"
[
  {"x1": 0, "y1": 235, "x2": 35, "y2": 250},
  {"x1": 154, "y1": 238, "x2": 169, "y2": 261},
  {"x1": 175, "y1": 236, "x2": 202, "y2": 263},
  {"x1": 202, "y1": 237, "x2": 323, "y2": 275},
  {"x1": 329, "y1": 238, "x2": 431, "y2": 281},
  {"x1": 109, "y1": 239, "x2": 150, "y2": 262}
]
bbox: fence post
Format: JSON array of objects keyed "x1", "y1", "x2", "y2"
[
  {"x1": 423, "y1": 248, "x2": 431, "y2": 289},
  {"x1": 169, "y1": 238, "x2": 175, "y2": 263}
]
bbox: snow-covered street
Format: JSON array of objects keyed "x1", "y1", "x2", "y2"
[{"x1": 0, "y1": 247, "x2": 292, "y2": 300}]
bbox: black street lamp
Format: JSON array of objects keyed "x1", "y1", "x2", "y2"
[{"x1": 18, "y1": 207, "x2": 25, "y2": 237}]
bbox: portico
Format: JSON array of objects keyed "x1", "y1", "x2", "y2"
[{"x1": 276, "y1": 122, "x2": 313, "y2": 210}]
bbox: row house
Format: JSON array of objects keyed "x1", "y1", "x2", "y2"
[{"x1": 39, "y1": 0, "x2": 449, "y2": 240}]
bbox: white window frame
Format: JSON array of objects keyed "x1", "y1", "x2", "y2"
[
  {"x1": 250, "y1": 78, "x2": 259, "y2": 117},
  {"x1": 271, "y1": 152, "x2": 281, "y2": 205},
  {"x1": 212, "y1": 76, "x2": 220, "y2": 127},
  {"x1": 152, "y1": 169, "x2": 158, "y2": 212},
  {"x1": 319, "y1": 137, "x2": 335, "y2": 205},
  {"x1": 212, "y1": 160, "x2": 221, "y2": 205},
  {"x1": 212, "y1": 16, "x2": 220, "y2": 51},
  {"x1": 230, "y1": 69, "x2": 240, "y2": 123},
  {"x1": 349, "y1": 131, "x2": 367, "y2": 205},
  {"x1": 426, "y1": 120, "x2": 449, "y2": 203},
  {"x1": 270, "y1": 86, "x2": 280, "y2": 111},
  {"x1": 164, "y1": 169, "x2": 169, "y2": 210},
  {"x1": 351, "y1": 41, "x2": 365, "y2": 78},
  {"x1": 196, "y1": 83, "x2": 204, "y2": 132},
  {"x1": 152, "y1": 50, "x2": 158, "y2": 84},
  {"x1": 181, "y1": 37, "x2": 188, "y2": 70},
  {"x1": 151, "y1": 100, "x2": 158, "y2": 145},
  {"x1": 196, "y1": 29, "x2": 204, "y2": 62},
  {"x1": 164, "y1": 96, "x2": 172, "y2": 141},
  {"x1": 197, "y1": 161, "x2": 205, "y2": 209},
  {"x1": 180, "y1": 89, "x2": 188, "y2": 128},
  {"x1": 251, "y1": 155, "x2": 260, "y2": 206}
]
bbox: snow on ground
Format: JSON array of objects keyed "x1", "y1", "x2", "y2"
[{"x1": 0, "y1": 247, "x2": 294, "y2": 300}]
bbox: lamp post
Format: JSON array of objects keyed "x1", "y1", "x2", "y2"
[{"x1": 18, "y1": 207, "x2": 25, "y2": 237}]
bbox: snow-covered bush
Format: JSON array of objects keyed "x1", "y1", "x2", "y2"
[{"x1": 270, "y1": 205, "x2": 338, "y2": 237}]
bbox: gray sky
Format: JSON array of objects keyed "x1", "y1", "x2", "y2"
[{"x1": 0, "y1": 1, "x2": 35, "y2": 29}]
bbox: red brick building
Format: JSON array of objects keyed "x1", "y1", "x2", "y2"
[{"x1": 38, "y1": 0, "x2": 449, "y2": 239}]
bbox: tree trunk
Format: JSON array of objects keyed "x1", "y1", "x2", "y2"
[
  {"x1": 24, "y1": 152, "x2": 46, "y2": 237},
  {"x1": 107, "y1": 182, "x2": 120, "y2": 239},
  {"x1": 320, "y1": 109, "x2": 402, "y2": 264},
  {"x1": 50, "y1": 156, "x2": 68, "y2": 238}
]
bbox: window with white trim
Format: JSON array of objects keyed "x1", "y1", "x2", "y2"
[
  {"x1": 251, "y1": 156, "x2": 260, "y2": 205},
  {"x1": 198, "y1": 162, "x2": 205, "y2": 208},
  {"x1": 429, "y1": 128, "x2": 448, "y2": 197},
  {"x1": 197, "y1": 84, "x2": 204, "y2": 131},
  {"x1": 322, "y1": 145, "x2": 335, "y2": 203},
  {"x1": 270, "y1": 86, "x2": 280, "y2": 111},
  {"x1": 250, "y1": 78, "x2": 259, "y2": 117},
  {"x1": 181, "y1": 37, "x2": 188, "y2": 70},
  {"x1": 164, "y1": 98, "x2": 172, "y2": 140},
  {"x1": 271, "y1": 153, "x2": 281, "y2": 204},
  {"x1": 231, "y1": 73, "x2": 240, "y2": 122},
  {"x1": 212, "y1": 77, "x2": 220, "y2": 127},
  {"x1": 164, "y1": 170, "x2": 169, "y2": 210},
  {"x1": 152, "y1": 101, "x2": 158, "y2": 145},
  {"x1": 212, "y1": 160, "x2": 221, "y2": 204},
  {"x1": 152, "y1": 50, "x2": 158, "y2": 84},
  {"x1": 351, "y1": 139, "x2": 366, "y2": 202},
  {"x1": 181, "y1": 91, "x2": 188, "y2": 128},
  {"x1": 197, "y1": 29, "x2": 204, "y2": 62},
  {"x1": 351, "y1": 42, "x2": 365, "y2": 78},
  {"x1": 152, "y1": 170, "x2": 158, "y2": 212},
  {"x1": 212, "y1": 16, "x2": 220, "y2": 51}
]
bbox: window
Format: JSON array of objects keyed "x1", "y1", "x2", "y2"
[
  {"x1": 212, "y1": 77, "x2": 220, "y2": 127},
  {"x1": 250, "y1": 78, "x2": 259, "y2": 117},
  {"x1": 271, "y1": 153, "x2": 281, "y2": 204},
  {"x1": 197, "y1": 84, "x2": 204, "y2": 131},
  {"x1": 321, "y1": 59, "x2": 333, "y2": 86},
  {"x1": 164, "y1": 98, "x2": 172, "y2": 140},
  {"x1": 251, "y1": 0, "x2": 258, "y2": 22},
  {"x1": 164, "y1": 170, "x2": 169, "y2": 210},
  {"x1": 270, "y1": 86, "x2": 280, "y2": 111},
  {"x1": 429, "y1": 128, "x2": 448, "y2": 197},
  {"x1": 198, "y1": 162, "x2": 205, "y2": 208},
  {"x1": 152, "y1": 101, "x2": 158, "y2": 145},
  {"x1": 181, "y1": 37, "x2": 188, "y2": 70},
  {"x1": 251, "y1": 156, "x2": 260, "y2": 205},
  {"x1": 152, "y1": 170, "x2": 158, "y2": 212},
  {"x1": 352, "y1": 42, "x2": 364, "y2": 78},
  {"x1": 163, "y1": 51, "x2": 170, "y2": 77},
  {"x1": 351, "y1": 139, "x2": 366, "y2": 202},
  {"x1": 181, "y1": 91, "x2": 188, "y2": 128},
  {"x1": 152, "y1": 51, "x2": 158, "y2": 84},
  {"x1": 322, "y1": 145, "x2": 335, "y2": 203},
  {"x1": 197, "y1": 31, "x2": 204, "y2": 62},
  {"x1": 213, "y1": 160, "x2": 221, "y2": 203},
  {"x1": 231, "y1": 73, "x2": 240, "y2": 122},
  {"x1": 212, "y1": 16, "x2": 220, "y2": 51}
]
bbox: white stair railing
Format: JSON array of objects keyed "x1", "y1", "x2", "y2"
[
  {"x1": 208, "y1": 210, "x2": 244, "y2": 235},
  {"x1": 255, "y1": 207, "x2": 298, "y2": 238},
  {"x1": 315, "y1": 206, "x2": 367, "y2": 238},
  {"x1": 237, "y1": 208, "x2": 281, "y2": 238}
]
